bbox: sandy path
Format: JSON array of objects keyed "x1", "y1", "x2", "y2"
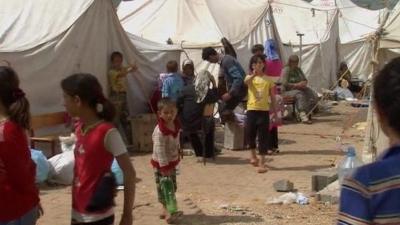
[{"x1": 37, "y1": 103, "x2": 367, "y2": 225}]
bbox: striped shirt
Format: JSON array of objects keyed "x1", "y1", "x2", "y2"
[{"x1": 338, "y1": 145, "x2": 400, "y2": 225}]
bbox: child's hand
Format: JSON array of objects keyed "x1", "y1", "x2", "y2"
[
  {"x1": 128, "y1": 61, "x2": 138, "y2": 72},
  {"x1": 221, "y1": 93, "x2": 232, "y2": 102}
]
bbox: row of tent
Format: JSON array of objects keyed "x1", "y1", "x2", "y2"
[{"x1": 1, "y1": 0, "x2": 400, "y2": 117}]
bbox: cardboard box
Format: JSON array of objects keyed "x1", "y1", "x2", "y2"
[
  {"x1": 130, "y1": 114, "x2": 157, "y2": 152},
  {"x1": 224, "y1": 122, "x2": 245, "y2": 150}
]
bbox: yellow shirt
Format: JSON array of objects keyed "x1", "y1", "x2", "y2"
[
  {"x1": 246, "y1": 75, "x2": 275, "y2": 111},
  {"x1": 108, "y1": 67, "x2": 129, "y2": 93}
]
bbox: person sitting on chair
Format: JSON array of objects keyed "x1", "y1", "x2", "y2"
[{"x1": 280, "y1": 55, "x2": 318, "y2": 124}]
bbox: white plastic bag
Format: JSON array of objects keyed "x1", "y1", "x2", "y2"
[
  {"x1": 59, "y1": 133, "x2": 76, "y2": 153},
  {"x1": 47, "y1": 151, "x2": 74, "y2": 185}
]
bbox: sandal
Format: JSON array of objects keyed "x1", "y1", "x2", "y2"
[{"x1": 159, "y1": 214, "x2": 166, "y2": 219}]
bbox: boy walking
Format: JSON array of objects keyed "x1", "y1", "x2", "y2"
[{"x1": 151, "y1": 98, "x2": 181, "y2": 224}]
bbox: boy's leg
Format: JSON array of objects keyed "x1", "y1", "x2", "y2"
[
  {"x1": 110, "y1": 93, "x2": 130, "y2": 144},
  {"x1": 189, "y1": 132, "x2": 203, "y2": 157},
  {"x1": 219, "y1": 96, "x2": 241, "y2": 123},
  {"x1": 257, "y1": 111, "x2": 270, "y2": 173},
  {"x1": 120, "y1": 94, "x2": 132, "y2": 144},
  {"x1": 267, "y1": 127, "x2": 279, "y2": 153},
  {"x1": 246, "y1": 111, "x2": 258, "y2": 165},
  {"x1": 203, "y1": 117, "x2": 215, "y2": 158},
  {"x1": 154, "y1": 170, "x2": 167, "y2": 219},
  {"x1": 272, "y1": 127, "x2": 279, "y2": 150}
]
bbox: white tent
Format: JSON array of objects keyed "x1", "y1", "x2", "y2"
[
  {"x1": 127, "y1": 33, "x2": 182, "y2": 74},
  {"x1": 0, "y1": 0, "x2": 162, "y2": 116},
  {"x1": 118, "y1": 0, "x2": 341, "y2": 91}
]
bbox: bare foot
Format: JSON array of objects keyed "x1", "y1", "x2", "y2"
[
  {"x1": 166, "y1": 212, "x2": 180, "y2": 224},
  {"x1": 250, "y1": 158, "x2": 259, "y2": 167},
  {"x1": 257, "y1": 166, "x2": 268, "y2": 173},
  {"x1": 159, "y1": 207, "x2": 167, "y2": 219}
]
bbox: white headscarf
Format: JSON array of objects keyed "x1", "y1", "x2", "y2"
[{"x1": 194, "y1": 70, "x2": 213, "y2": 103}]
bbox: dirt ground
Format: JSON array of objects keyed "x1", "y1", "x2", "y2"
[{"x1": 37, "y1": 102, "x2": 368, "y2": 225}]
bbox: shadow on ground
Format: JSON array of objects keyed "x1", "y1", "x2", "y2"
[
  {"x1": 268, "y1": 164, "x2": 333, "y2": 171},
  {"x1": 176, "y1": 214, "x2": 264, "y2": 225},
  {"x1": 210, "y1": 156, "x2": 254, "y2": 165},
  {"x1": 278, "y1": 149, "x2": 343, "y2": 156}
]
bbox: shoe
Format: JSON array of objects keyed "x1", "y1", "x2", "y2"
[{"x1": 299, "y1": 112, "x2": 311, "y2": 124}]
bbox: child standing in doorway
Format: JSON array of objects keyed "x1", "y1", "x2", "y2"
[
  {"x1": 61, "y1": 73, "x2": 136, "y2": 225},
  {"x1": 161, "y1": 61, "x2": 184, "y2": 102},
  {"x1": 151, "y1": 98, "x2": 181, "y2": 224},
  {"x1": 108, "y1": 51, "x2": 137, "y2": 144}
]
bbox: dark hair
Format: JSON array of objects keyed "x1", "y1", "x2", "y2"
[
  {"x1": 201, "y1": 47, "x2": 218, "y2": 61},
  {"x1": 248, "y1": 54, "x2": 265, "y2": 72},
  {"x1": 0, "y1": 66, "x2": 31, "y2": 129},
  {"x1": 157, "y1": 98, "x2": 176, "y2": 111},
  {"x1": 339, "y1": 62, "x2": 348, "y2": 70},
  {"x1": 61, "y1": 73, "x2": 115, "y2": 122},
  {"x1": 221, "y1": 37, "x2": 237, "y2": 59},
  {"x1": 166, "y1": 60, "x2": 178, "y2": 73},
  {"x1": 374, "y1": 57, "x2": 400, "y2": 134},
  {"x1": 288, "y1": 55, "x2": 299, "y2": 62},
  {"x1": 110, "y1": 51, "x2": 123, "y2": 62},
  {"x1": 251, "y1": 44, "x2": 265, "y2": 54}
]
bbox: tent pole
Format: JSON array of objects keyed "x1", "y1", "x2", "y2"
[
  {"x1": 297, "y1": 33, "x2": 304, "y2": 66},
  {"x1": 362, "y1": 9, "x2": 391, "y2": 162}
]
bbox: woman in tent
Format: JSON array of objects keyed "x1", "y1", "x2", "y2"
[{"x1": 280, "y1": 55, "x2": 318, "y2": 124}]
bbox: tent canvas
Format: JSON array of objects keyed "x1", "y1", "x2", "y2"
[
  {"x1": 118, "y1": 0, "x2": 341, "y2": 91},
  {"x1": 0, "y1": 0, "x2": 162, "y2": 116}
]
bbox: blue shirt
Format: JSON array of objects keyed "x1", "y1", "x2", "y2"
[
  {"x1": 161, "y1": 73, "x2": 184, "y2": 102},
  {"x1": 219, "y1": 55, "x2": 246, "y2": 98},
  {"x1": 338, "y1": 145, "x2": 400, "y2": 225}
]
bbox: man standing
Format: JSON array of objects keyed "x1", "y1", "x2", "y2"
[{"x1": 201, "y1": 47, "x2": 246, "y2": 122}]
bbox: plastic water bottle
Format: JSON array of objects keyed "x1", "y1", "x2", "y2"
[
  {"x1": 160, "y1": 176, "x2": 178, "y2": 214},
  {"x1": 338, "y1": 146, "x2": 363, "y2": 184}
]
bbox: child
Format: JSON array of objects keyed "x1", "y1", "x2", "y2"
[
  {"x1": 161, "y1": 61, "x2": 184, "y2": 102},
  {"x1": 268, "y1": 85, "x2": 284, "y2": 154},
  {"x1": 108, "y1": 51, "x2": 137, "y2": 144},
  {"x1": 0, "y1": 66, "x2": 41, "y2": 225},
  {"x1": 151, "y1": 98, "x2": 181, "y2": 223},
  {"x1": 338, "y1": 57, "x2": 400, "y2": 224},
  {"x1": 61, "y1": 73, "x2": 136, "y2": 225},
  {"x1": 244, "y1": 55, "x2": 276, "y2": 173}
]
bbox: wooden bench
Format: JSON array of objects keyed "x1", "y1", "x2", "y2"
[{"x1": 30, "y1": 112, "x2": 69, "y2": 157}]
